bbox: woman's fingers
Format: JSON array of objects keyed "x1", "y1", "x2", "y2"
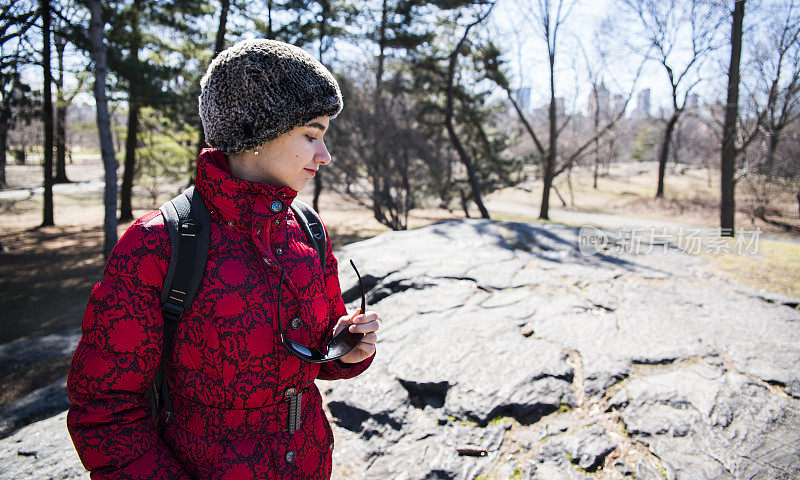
[
  {"x1": 349, "y1": 320, "x2": 379, "y2": 334},
  {"x1": 352, "y1": 311, "x2": 377, "y2": 323},
  {"x1": 356, "y1": 342, "x2": 376, "y2": 356},
  {"x1": 348, "y1": 311, "x2": 379, "y2": 334}
]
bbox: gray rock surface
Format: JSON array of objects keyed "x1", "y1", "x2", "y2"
[
  {"x1": 3, "y1": 219, "x2": 800, "y2": 479},
  {"x1": 0, "y1": 378, "x2": 69, "y2": 438},
  {"x1": 0, "y1": 328, "x2": 80, "y2": 374},
  {"x1": 0, "y1": 411, "x2": 87, "y2": 480}
]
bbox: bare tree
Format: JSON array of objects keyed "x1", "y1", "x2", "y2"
[
  {"x1": 721, "y1": 0, "x2": 745, "y2": 236},
  {"x1": 40, "y1": 0, "x2": 54, "y2": 227},
  {"x1": 619, "y1": 0, "x2": 725, "y2": 198},
  {"x1": 750, "y1": 0, "x2": 800, "y2": 175},
  {"x1": 501, "y1": 0, "x2": 643, "y2": 219},
  {"x1": 89, "y1": 0, "x2": 118, "y2": 258},
  {"x1": 0, "y1": 1, "x2": 40, "y2": 188}
]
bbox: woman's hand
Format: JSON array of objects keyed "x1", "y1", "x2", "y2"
[{"x1": 332, "y1": 309, "x2": 379, "y2": 364}]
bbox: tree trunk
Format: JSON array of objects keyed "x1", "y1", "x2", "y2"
[
  {"x1": 540, "y1": 43, "x2": 558, "y2": 220},
  {"x1": 119, "y1": 96, "x2": 139, "y2": 221},
  {"x1": 54, "y1": 34, "x2": 69, "y2": 184},
  {"x1": 312, "y1": 173, "x2": 322, "y2": 212},
  {"x1": 196, "y1": 0, "x2": 230, "y2": 158},
  {"x1": 656, "y1": 113, "x2": 680, "y2": 198},
  {"x1": 267, "y1": 0, "x2": 273, "y2": 39},
  {"x1": 0, "y1": 117, "x2": 8, "y2": 188},
  {"x1": 765, "y1": 131, "x2": 779, "y2": 176},
  {"x1": 120, "y1": 3, "x2": 141, "y2": 222},
  {"x1": 459, "y1": 188, "x2": 471, "y2": 218},
  {"x1": 312, "y1": 1, "x2": 329, "y2": 212},
  {"x1": 55, "y1": 103, "x2": 68, "y2": 182},
  {"x1": 539, "y1": 168, "x2": 553, "y2": 220},
  {"x1": 369, "y1": 0, "x2": 388, "y2": 226},
  {"x1": 41, "y1": 0, "x2": 54, "y2": 227},
  {"x1": 444, "y1": 18, "x2": 490, "y2": 220},
  {"x1": 89, "y1": 0, "x2": 118, "y2": 258},
  {"x1": 593, "y1": 85, "x2": 600, "y2": 189},
  {"x1": 720, "y1": 0, "x2": 744, "y2": 237}
]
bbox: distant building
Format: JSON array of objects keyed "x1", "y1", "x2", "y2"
[
  {"x1": 587, "y1": 81, "x2": 611, "y2": 120},
  {"x1": 633, "y1": 88, "x2": 651, "y2": 119},
  {"x1": 611, "y1": 94, "x2": 626, "y2": 117}
]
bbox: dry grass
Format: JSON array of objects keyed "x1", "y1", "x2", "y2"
[{"x1": 701, "y1": 239, "x2": 800, "y2": 299}]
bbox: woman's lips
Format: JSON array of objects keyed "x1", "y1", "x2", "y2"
[{"x1": 304, "y1": 168, "x2": 317, "y2": 177}]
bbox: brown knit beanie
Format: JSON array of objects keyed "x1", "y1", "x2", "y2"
[{"x1": 199, "y1": 39, "x2": 343, "y2": 155}]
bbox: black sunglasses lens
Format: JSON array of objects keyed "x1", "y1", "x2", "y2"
[
  {"x1": 325, "y1": 332, "x2": 363, "y2": 360},
  {"x1": 284, "y1": 339, "x2": 324, "y2": 362}
]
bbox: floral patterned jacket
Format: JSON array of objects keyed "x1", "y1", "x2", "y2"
[{"x1": 67, "y1": 148, "x2": 373, "y2": 479}]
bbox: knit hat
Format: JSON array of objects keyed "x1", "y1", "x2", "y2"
[{"x1": 199, "y1": 39, "x2": 343, "y2": 155}]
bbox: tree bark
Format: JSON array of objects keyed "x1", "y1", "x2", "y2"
[
  {"x1": 765, "y1": 131, "x2": 779, "y2": 176},
  {"x1": 313, "y1": 0, "x2": 330, "y2": 213},
  {"x1": 0, "y1": 100, "x2": 9, "y2": 188},
  {"x1": 540, "y1": 33, "x2": 558, "y2": 220},
  {"x1": 41, "y1": 0, "x2": 54, "y2": 227},
  {"x1": 54, "y1": 34, "x2": 69, "y2": 183},
  {"x1": 369, "y1": 0, "x2": 389, "y2": 225},
  {"x1": 721, "y1": 0, "x2": 745, "y2": 236},
  {"x1": 444, "y1": 14, "x2": 490, "y2": 220},
  {"x1": 89, "y1": 0, "x2": 118, "y2": 258},
  {"x1": 120, "y1": 5, "x2": 141, "y2": 223},
  {"x1": 313, "y1": 173, "x2": 322, "y2": 212},
  {"x1": 0, "y1": 123, "x2": 7, "y2": 188},
  {"x1": 656, "y1": 113, "x2": 680, "y2": 198},
  {"x1": 119, "y1": 94, "x2": 139, "y2": 221}
]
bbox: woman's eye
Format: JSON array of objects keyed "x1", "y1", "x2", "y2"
[{"x1": 306, "y1": 135, "x2": 316, "y2": 142}]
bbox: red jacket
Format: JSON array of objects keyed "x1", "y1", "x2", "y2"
[{"x1": 67, "y1": 149, "x2": 374, "y2": 480}]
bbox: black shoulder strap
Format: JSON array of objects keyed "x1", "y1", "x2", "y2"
[
  {"x1": 290, "y1": 199, "x2": 327, "y2": 274},
  {"x1": 159, "y1": 185, "x2": 210, "y2": 317},
  {"x1": 153, "y1": 185, "x2": 209, "y2": 420}
]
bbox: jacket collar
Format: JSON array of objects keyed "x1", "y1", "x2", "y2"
[{"x1": 195, "y1": 148, "x2": 298, "y2": 233}]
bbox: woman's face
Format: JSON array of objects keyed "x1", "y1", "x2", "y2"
[{"x1": 239, "y1": 115, "x2": 332, "y2": 191}]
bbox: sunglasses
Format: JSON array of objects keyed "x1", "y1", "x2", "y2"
[{"x1": 278, "y1": 259, "x2": 366, "y2": 363}]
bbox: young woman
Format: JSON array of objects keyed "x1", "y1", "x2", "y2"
[{"x1": 67, "y1": 39, "x2": 379, "y2": 480}]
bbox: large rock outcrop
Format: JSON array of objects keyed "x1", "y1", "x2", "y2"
[{"x1": 2, "y1": 219, "x2": 799, "y2": 479}]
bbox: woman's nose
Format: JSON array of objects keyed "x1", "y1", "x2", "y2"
[{"x1": 315, "y1": 140, "x2": 331, "y2": 165}]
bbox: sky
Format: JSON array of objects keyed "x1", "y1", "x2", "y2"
[
  {"x1": 16, "y1": 0, "x2": 752, "y2": 119},
  {"x1": 486, "y1": 0, "x2": 732, "y2": 116}
]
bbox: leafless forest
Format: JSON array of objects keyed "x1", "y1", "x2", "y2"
[{"x1": 1, "y1": 0, "x2": 799, "y2": 257}]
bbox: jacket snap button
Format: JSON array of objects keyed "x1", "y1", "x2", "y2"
[
  {"x1": 276, "y1": 248, "x2": 283, "y2": 255},
  {"x1": 285, "y1": 387, "x2": 296, "y2": 396},
  {"x1": 285, "y1": 450, "x2": 295, "y2": 463},
  {"x1": 227, "y1": 221, "x2": 234, "y2": 227},
  {"x1": 274, "y1": 218, "x2": 280, "y2": 226},
  {"x1": 290, "y1": 317, "x2": 302, "y2": 329},
  {"x1": 270, "y1": 201, "x2": 283, "y2": 213}
]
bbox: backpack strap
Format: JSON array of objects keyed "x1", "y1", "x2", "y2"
[
  {"x1": 151, "y1": 185, "x2": 209, "y2": 422},
  {"x1": 290, "y1": 199, "x2": 327, "y2": 274}
]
